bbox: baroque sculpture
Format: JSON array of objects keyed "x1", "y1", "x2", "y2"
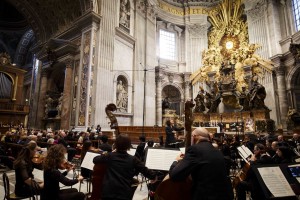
[
  {"x1": 190, "y1": 0, "x2": 273, "y2": 113},
  {"x1": 116, "y1": 80, "x2": 128, "y2": 112}
]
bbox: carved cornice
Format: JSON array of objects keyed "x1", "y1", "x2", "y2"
[
  {"x1": 136, "y1": 0, "x2": 157, "y2": 22},
  {"x1": 245, "y1": 0, "x2": 267, "y2": 23},
  {"x1": 187, "y1": 23, "x2": 208, "y2": 37}
]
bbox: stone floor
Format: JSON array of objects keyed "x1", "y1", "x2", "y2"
[{"x1": 0, "y1": 167, "x2": 149, "y2": 200}]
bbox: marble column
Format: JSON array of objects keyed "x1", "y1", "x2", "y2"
[
  {"x1": 156, "y1": 74, "x2": 163, "y2": 126},
  {"x1": 276, "y1": 66, "x2": 288, "y2": 131},
  {"x1": 60, "y1": 59, "x2": 74, "y2": 130},
  {"x1": 37, "y1": 69, "x2": 48, "y2": 128}
]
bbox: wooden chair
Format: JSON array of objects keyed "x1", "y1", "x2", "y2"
[{"x1": 2, "y1": 172, "x2": 33, "y2": 200}]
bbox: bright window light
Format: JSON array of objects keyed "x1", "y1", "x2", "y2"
[
  {"x1": 159, "y1": 29, "x2": 176, "y2": 60},
  {"x1": 292, "y1": 0, "x2": 300, "y2": 31}
]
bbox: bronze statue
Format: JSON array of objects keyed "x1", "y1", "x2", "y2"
[
  {"x1": 162, "y1": 97, "x2": 170, "y2": 113},
  {"x1": 194, "y1": 87, "x2": 205, "y2": 113},
  {"x1": 238, "y1": 86, "x2": 250, "y2": 111},
  {"x1": 249, "y1": 75, "x2": 269, "y2": 110}
]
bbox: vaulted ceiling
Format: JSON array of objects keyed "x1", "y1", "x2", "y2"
[{"x1": 4, "y1": 0, "x2": 83, "y2": 43}]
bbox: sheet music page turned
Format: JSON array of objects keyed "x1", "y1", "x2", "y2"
[
  {"x1": 258, "y1": 167, "x2": 295, "y2": 197},
  {"x1": 81, "y1": 151, "x2": 100, "y2": 170},
  {"x1": 145, "y1": 148, "x2": 180, "y2": 171}
]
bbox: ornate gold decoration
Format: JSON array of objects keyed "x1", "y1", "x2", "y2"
[{"x1": 190, "y1": 0, "x2": 273, "y2": 93}]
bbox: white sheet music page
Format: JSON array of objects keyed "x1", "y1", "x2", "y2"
[
  {"x1": 258, "y1": 167, "x2": 295, "y2": 197},
  {"x1": 241, "y1": 145, "x2": 253, "y2": 157},
  {"x1": 127, "y1": 148, "x2": 136, "y2": 156},
  {"x1": 237, "y1": 146, "x2": 248, "y2": 163},
  {"x1": 81, "y1": 151, "x2": 100, "y2": 170},
  {"x1": 145, "y1": 148, "x2": 180, "y2": 171}
]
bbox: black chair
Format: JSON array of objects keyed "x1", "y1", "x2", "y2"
[{"x1": 2, "y1": 172, "x2": 33, "y2": 200}]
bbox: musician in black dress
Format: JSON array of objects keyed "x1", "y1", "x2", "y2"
[
  {"x1": 165, "y1": 119, "x2": 184, "y2": 148},
  {"x1": 93, "y1": 134, "x2": 157, "y2": 200},
  {"x1": 41, "y1": 144, "x2": 85, "y2": 200},
  {"x1": 14, "y1": 141, "x2": 44, "y2": 197}
]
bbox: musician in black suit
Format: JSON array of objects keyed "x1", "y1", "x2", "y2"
[
  {"x1": 169, "y1": 127, "x2": 233, "y2": 200},
  {"x1": 165, "y1": 119, "x2": 184, "y2": 148},
  {"x1": 93, "y1": 134, "x2": 157, "y2": 200}
]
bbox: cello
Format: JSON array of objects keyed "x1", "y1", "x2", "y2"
[
  {"x1": 154, "y1": 100, "x2": 195, "y2": 200},
  {"x1": 87, "y1": 161, "x2": 108, "y2": 200}
]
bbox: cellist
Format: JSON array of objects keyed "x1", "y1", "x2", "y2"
[{"x1": 169, "y1": 127, "x2": 233, "y2": 200}]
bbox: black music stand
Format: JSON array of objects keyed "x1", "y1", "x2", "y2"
[{"x1": 252, "y1": 164, "x2": 300, "y2": 200}]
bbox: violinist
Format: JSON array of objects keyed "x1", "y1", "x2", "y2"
[
  {"x1": 169, "y1": 127, "x2": 233, "y2": 200},
  {"x1": 14, "y1": 141, "x2": 44, "y2": 197},
  {"x1": 93, "y1": 134, "x2": 157, "y2": 200},
  {"x1": 41, "y1": 144, "x2": 85, "y2": 200},
  {"x1": 236, "y1": 143, "x2": 273, "y2": 200}
]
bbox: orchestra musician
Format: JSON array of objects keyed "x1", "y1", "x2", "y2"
[
  {"x1": 169, "y1": 127, "x2": 233, "y2": 200},
  {"x1": 93, "y1": 134, "x2": 157, "y2": 200},
  {"x1": 165, "y1": 119, "x2": 184, "y2": 148},
  {"x1": 236, "y1": 143, "x2": 273, "y2": 200},
  {"x1": 98, "y1": 135, "x2": 112, "y2": 152},
  {"x1": 41, "y1": 144, "x2": 85, "y2": 200},
  {"x1": 14, "y1": 141, "x2": 44, "y2": 197}
]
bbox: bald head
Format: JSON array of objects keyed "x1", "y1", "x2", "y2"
[{"x1": 192, "y1": 127, "x2": 210, "y2": 143}]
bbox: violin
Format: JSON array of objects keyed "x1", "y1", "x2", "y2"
[
  {"x1": 32, "y1": 152, "x2": 45, "y2": 164},
  {"x1": 62, "y1": 161, "x2": 75, "y2": 170}
]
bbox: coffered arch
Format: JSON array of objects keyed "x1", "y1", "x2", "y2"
[{"x1": 5, "y1": 0, "x2": 85, "y2": 43}]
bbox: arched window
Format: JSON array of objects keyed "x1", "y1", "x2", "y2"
[{"x1": 0, "y1": 72, "x2": 13, "y2": 99}]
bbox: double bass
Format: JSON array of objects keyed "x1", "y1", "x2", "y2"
[
  {"x1": 89, "y1": 104, "x2": 119, "y2": 199},
  {"x1": 154, "y1": 100, "x2": 195, "y2": 200}
]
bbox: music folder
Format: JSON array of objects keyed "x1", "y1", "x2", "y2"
[{"x1": 145, "y1": 147, "x2": 180, "y2": 171}]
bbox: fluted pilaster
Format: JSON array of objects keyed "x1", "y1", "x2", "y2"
[
  {"x1": 156, "y1": 74, "x2": 163, "y2": 126},
  {"x1": 60, "y1": 59, "x2": 74, "y2": 130},
  {"x1": 36, "y1": 69, "x2": 49, "y2": 128}
]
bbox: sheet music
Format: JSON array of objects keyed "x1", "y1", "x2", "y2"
[
  {"x1": 258, "y1": 167, "x2": 295, "y2": 197},
  {"x1": 81, "y1": 151, "x2": 100, "y2": 170},
  {"x1": 241, "y1": 145, "x2": 253, "y2": 157},
  {"x1": 127, "y1": 148, "x2": 136, "y2": 156},
  {"x1": 145, "y1": 148, "x2": 180, "y2": 171},
  {"x1": 237, "y1": 145, "x2": 252, "y2": 163},
  {"x1": 179, "y1": 147, "x2": 185, "y2": 153}
]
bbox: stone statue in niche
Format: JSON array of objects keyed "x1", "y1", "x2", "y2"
[
  {"x1": 116, "y1": 80, "x2": 128, "y2": 112},
  {"x1": 44, "y1": 94, "x2": 53, "y2": 118},
  {"x1": 162, "y1": 97, "x2": 170, "y2": 114},
  {"x1": 119, "y1": 0, "x2": 130, "y2": 28},
  {"x1": 56, "y1": 93, "x2": 63, "y2": 118}
]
